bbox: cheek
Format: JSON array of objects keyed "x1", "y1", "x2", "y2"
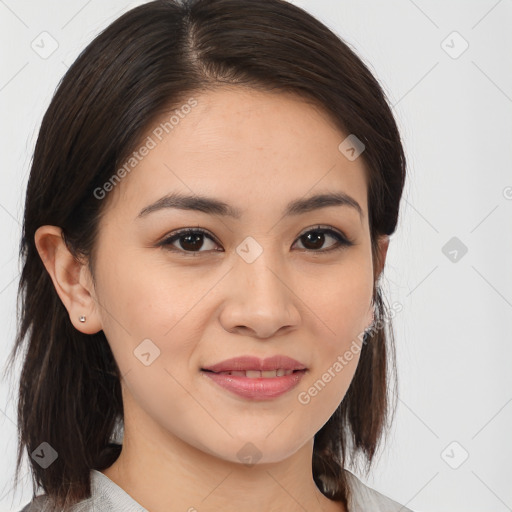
[
  {"x1": 95, "y1": 248, "x2": 201, "y2": 335},
  {"x1": 309, "y1": 261, "x2": 373, "y2": 347},
  {"x1": 93, "y1": 253, "x2": 221, "y2": 387},
  {"x1": 292, "y1": 261, "x2": 372, "y2": 416}
]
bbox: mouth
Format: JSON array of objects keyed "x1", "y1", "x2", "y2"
[
  {"x1": 200, "y1": 357, "x2": 308, "y2": 399},
  {"x1": 201, "y1": 368, "x2": 305, "y2": 378},
  {"x1": 201, "y1": 354, "x2": 307, "y2": 374},
  {"x1": 200, "y1": 355, "x2": 308, "y2": 399}
]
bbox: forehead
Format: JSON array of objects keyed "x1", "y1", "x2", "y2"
[{"x1": 106, "y1": 86, "x2": 369, "y2": 220}]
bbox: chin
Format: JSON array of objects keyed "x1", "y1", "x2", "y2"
[{"x1": 202, "y1": 434, "x2": 308, "y2": 467}]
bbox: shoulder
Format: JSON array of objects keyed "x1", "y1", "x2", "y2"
[
  {"x1": 18, "y1": 493, "x2": 95, "y2": 512},
  {"x1": 17, "y1": 481, "x2": 96, "y2": 512},
  {"x1": 343, "y1": 469, "x2": 414, "y2": 512},
  {"x1": 18, "y1": 494, "x2": 52, "y2": 512},
  {"x1": 18, "y1": 495, "x2": 94, "y2": 512},
  {"x1": 18, "y1": 469, "x2": 147, "y2": 512}
]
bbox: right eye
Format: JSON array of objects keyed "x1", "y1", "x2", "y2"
[{"x1": 158, "y1": 228, "x2": 222, "y2": 256}]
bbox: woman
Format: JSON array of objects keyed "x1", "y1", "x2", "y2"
[{"x1": 9, "y1": 0, "x2": 410, "y2": 510}]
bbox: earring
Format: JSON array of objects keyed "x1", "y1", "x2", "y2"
[{"x1": 79, "y1": 315, "x2": 86, "y2": 323}]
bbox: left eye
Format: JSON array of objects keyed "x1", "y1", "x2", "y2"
[
  {"x1": 294, "y1": 227, "x2": 353, "y2": 252},
  {"x1": 158, "y1": 226, "x2": 353, "y2": 255}
]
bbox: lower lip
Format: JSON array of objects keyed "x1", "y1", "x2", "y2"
[{"x1": 201, "y1": 370, "x2": 306, "y2": 400}]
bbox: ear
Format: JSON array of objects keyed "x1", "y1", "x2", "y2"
[
  {"x1": 34, "y1": 225, "x2": 102, "y2": 334},
  {"x1": 366, "y1": 234, "x2": 390, "y2": 328},
  {"x1": 374, "y1": 234, "x2": 390, "y2": 282}
]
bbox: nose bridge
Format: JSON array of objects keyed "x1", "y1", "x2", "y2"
[
  {"x1": 221, "y1": 235, "x2": 300, "y2": 336},
  {"x1": 236, "y1": 236, "x2": 285, "y2": 305}
]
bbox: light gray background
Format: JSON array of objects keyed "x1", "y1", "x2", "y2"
[{"x1": 1, "y1": 1, "x2": 511, "y2": 511}]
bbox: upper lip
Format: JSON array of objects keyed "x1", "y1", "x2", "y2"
[{"x1": 202, "y1": 355, "x2": 307, "y2": 373}]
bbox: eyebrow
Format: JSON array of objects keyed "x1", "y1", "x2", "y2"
[{"x1": 137, "y1": 191, "x2": 363, "y2": 221}]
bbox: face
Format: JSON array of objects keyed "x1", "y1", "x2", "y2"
[{"x1": 88, "y1": 87, "x2": 381, "y2": 464}]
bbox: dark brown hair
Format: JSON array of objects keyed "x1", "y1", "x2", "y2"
[{"x1": 6, "y1": 0, "x2": 406, "y2": 509}]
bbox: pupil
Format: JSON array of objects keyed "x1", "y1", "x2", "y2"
[
  {"x1": 303, "y1": 231, "x2": 324, "y2": 250},
  {"x1": 182, "y1": 233, "x2": 203, "y2": 251}
]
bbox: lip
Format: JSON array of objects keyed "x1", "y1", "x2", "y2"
[
  {"x1": 201, "y1": 369, "x2": 307, "y2": 400},
  {"x1": 201, "y1": 355, "x2": 308, "y2": 400},
  {"x1": 201, "y1": 355, "x2": 307, "y2": 373}
]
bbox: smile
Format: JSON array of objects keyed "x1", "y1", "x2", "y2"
[{"x1": 201, "y1": 368, "x2": 307, "y2": 400}]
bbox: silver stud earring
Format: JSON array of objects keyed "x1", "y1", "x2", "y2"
[{"x1": 79, "y1": 315, "x2": 86, "y2": 323}]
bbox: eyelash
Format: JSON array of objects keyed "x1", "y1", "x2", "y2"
[{"x1": 157, "y1": 225, "x2": 354, "y2": 256}]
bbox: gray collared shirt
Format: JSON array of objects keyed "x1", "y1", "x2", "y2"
[{"x1": 20, "y1": 468, "x2": 413, "y2": 511}]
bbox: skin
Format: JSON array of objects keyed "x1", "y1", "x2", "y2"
[{"x1": 35, "y1": 86, "x2": 389, "y2": 512}]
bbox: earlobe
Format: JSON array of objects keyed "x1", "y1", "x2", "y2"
[{"x1": 34, "y1": 225, "x2": 102, "y2": 334}]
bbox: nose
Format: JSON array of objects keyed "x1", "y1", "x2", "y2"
[{"x1": 219, "y1": 251, "x2": 301, "y2": 339}]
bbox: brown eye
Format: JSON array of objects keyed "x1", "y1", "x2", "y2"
[
  {"x1": 293, "y1": 226, "x2": 354, "y2": 253},
  {"x1": 159, "y1": 228, "x2": 221, "y2": 255}
]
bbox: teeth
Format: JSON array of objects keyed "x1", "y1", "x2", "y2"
[
  {"x1": 217, "y1": 369, "x2": 295, "y2": 377},
  {"x1": 229, "y1": 371, "x2": 247, "y2": 377},
  {"x1": 246, "y1": 370, "x2": 262, "y2": 378}
]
